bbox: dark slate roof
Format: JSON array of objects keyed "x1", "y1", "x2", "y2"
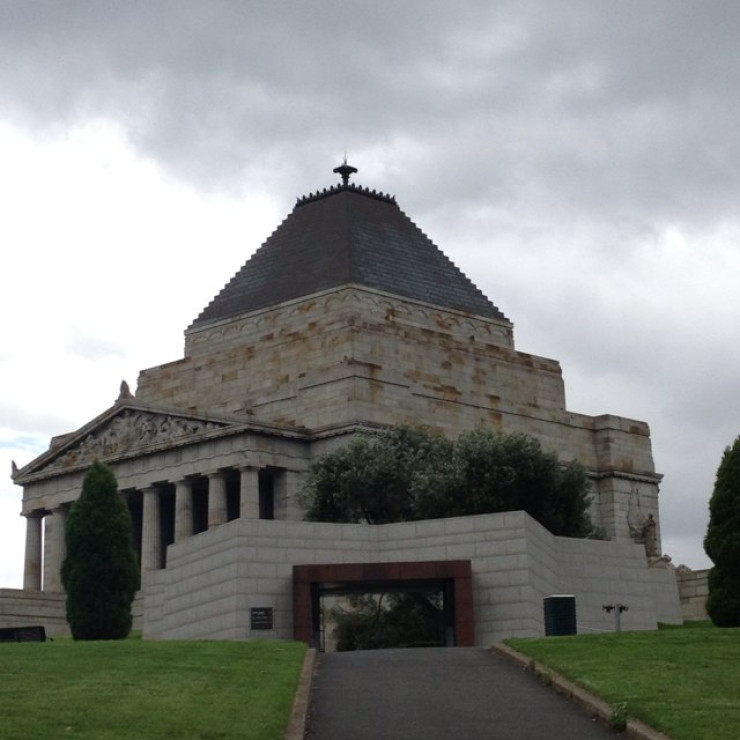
[{"x1": 190, "y1": 180, "x2": 508, "y2": 329}]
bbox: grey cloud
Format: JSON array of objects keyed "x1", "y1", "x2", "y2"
[
  {"x1": 1, "y1": 1, "x2": 737, "y2": 570},
  {"x1": 1, "y1": 1, "x2": 739, "y2": 231},
  {"x1": 0, "y1": 404, "x2": 71, "y2": 439}
]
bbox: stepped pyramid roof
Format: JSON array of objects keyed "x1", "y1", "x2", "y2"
[{"x1": 190, "y1": 164, "x2": 508, "y2": 329}]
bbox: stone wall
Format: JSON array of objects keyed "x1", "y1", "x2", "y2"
[
  {"x1": 141, "y1": 510, "x2": 681, "y2": 644},
  {"x1": 0, "y1": 589, "x2": 143, "y2": 638},
  {"x1": 135, "y1": 287, "x2": 655, "y2": 476},
  {"x1": 676, "y1": 567, "x2": 709, "y2": 621},
  {"x1": 132, "y1": 285, "x2": 662, "y2": 545},
  {"x1": 0, "y1": 589, "x2": 69, "y2": 637}
]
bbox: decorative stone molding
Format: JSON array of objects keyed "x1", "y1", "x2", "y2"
[
  {"x1": 46, "y1": 410, "x2": 229, "y2": 472},
  {"x1": 185, "y1": 287, "x2": 513, "y2": 352}
]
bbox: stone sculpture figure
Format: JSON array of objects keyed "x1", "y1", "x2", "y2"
[{"x1": 643, "y1": 514, "x2": 659, "y2": 557}]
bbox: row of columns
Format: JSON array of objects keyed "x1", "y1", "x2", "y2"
[
  {"x1": 139, "y1": 467, "x2": 263, "y2": 573},
  {"x1": 23, "y1": 465, "x2": 274, "y2": 591}
]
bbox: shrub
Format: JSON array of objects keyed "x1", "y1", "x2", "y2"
[
  {"x1": 61, "y1": 461, "x2": 139, "y2": 639},
  {"x1": 704, "y1": 436, "x2": 740, "y2": 627},
  {"x1": 301, "y1": 425, "x2": 595, "y2": 538}
]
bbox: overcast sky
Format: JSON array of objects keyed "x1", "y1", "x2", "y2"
[{"x1": 2, "y1": 1, "x2": 738, "y2": 587}]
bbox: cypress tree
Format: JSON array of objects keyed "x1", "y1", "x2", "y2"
[
  {"x1": 61, "y1": 461, "x2": 139, "y2": 639},
  {"x1": 704, "y1": 436, "x2": 740, "y2": 627}
]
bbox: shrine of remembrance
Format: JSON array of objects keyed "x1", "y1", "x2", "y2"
[{"x1": 4, "y1": 164, "x2": 686, "y2": 645}]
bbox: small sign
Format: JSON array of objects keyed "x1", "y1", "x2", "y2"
[{"x1": 250, "y1": 607, "x2": 274, "y2": 631}]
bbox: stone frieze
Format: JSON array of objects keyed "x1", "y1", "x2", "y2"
[{"x1": 46, "y1": 410, "x2": 228, "y2": 471}]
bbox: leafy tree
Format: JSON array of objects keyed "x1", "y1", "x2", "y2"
[
  {"x1": 329, "y1": 591, "x2": 444, "y2": 651},
  {"x1": 61, "y1": 461, "x2": 139, "y2": 639},
  {"x1": 301, "y1": 426, "x2": 452, "y2": 524},
  {"x1": 704, "y1": 436, "x2": 740, "y2": 627},
  {"x1": 301, "y1": 425, "x2": 595, "y2": 537},
  {"x1": 413, "y1": 429, "x2": 594, "y2": 537}
]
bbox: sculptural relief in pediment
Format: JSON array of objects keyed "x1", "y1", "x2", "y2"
[{"x1": 45, "y1": 409, "x2": 230, "y2": 472}]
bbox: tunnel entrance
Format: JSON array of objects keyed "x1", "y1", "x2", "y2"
[{"x1": 293, "y1": 561, "x2": 474, "y2": 650}]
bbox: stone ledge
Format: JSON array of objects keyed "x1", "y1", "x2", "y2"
[{"x1": 283, "y1": 647, "x2": 316, "y2": 740}]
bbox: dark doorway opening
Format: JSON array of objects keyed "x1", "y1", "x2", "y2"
[
  {"x1": 158, "y1": 485, "x2": 175, "y2": 567},
  {"x1": 258, "y1": 469, "x2": 274, "y2": 520},
  {"x1": 124, "y1": 490, "x2": 143, "y2": 571},
  {"x1": 224, "y1": 469, "x2": 241, "y2": 522},
  {"x1": 318, "y1": 579, "x2": 455, "y2": 652},
  {"x1": 293, "y1": 561, "x2": 474, "y2": 649}
]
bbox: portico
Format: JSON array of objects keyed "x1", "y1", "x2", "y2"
[{"x1": 17, "y1": 402, "x2": 311, "y2": 592}]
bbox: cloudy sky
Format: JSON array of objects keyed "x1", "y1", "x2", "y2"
[{"x1": 2, "y1": 1, "x2": 738, "y2": 587}]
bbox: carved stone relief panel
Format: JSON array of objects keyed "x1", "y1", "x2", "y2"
[{"x1": 46, "y1": 410, "x2": 229, "y2": 472}]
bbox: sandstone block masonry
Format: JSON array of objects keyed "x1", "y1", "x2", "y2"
[
  {"x1": 7, "y1": 171, "x2": 676, "y2": 642},
  {"x1": 135, "y1": 285, "x2": 662, "y2": 545}
]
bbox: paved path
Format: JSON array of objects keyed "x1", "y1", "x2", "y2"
[{"x1": 305, "y1": 647, "x2": 614, "y2": 739}]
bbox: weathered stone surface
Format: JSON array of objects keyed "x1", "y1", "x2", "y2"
[
  {"x1": 141, "y1": 512, "x2": 681, "y2": 643},
  {"x1": 5, "y1": 176, "x2": 680, "y2": 640}
]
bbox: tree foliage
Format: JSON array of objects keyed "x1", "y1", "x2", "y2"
[
  {"x1": 329, "y1": 591, "x2": 444, "y2": 651},
  {"x1": 61, "y1": 461, "x2": 139, "y2": 640},
  {"x1": 704, "y1": 436, "x2": 740, "y2": 627},
  {"x1": 301, "y1": 426, "x2": 594, "y2": 537}
]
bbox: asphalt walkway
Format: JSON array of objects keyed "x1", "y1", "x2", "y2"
[{"x1": 305, "y1": 647, "x2": 615, "y2": 739}]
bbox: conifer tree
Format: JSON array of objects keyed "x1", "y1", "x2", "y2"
[
  {"x1": 704, "y1": 436, "x2": 740, "y2": 627},
  {"x1": 61, "y1": 461, "x2": 139, "y2": 639}
]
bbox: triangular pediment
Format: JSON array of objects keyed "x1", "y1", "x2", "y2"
[{"x1": 14, "y1": 402, "x2": 238, "y2": 482}]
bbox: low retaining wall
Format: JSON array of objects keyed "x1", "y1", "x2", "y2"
[
  {"x1": 676, "y1": 567, "x2": 709, "y2": 621},
  {"x1": 0, "y1": 589, "x2": 68, "y2": 637},
  {"x1": 0, "y1": 590, "x2": 144, "y2": 638},
  {"x1": 142, "y1": 510, "x2": 683, "y2": 643}
]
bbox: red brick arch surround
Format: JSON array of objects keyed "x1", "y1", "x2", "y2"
[{"x1": 293, "y1": 560, "x2": 474, "y2": 647}]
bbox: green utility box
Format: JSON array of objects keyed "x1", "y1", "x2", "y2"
[{"x1": 543, "y1": 595, "x2": 577, "y2": 636}]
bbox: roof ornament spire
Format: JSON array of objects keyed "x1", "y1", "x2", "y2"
[{"x1": 333, "y1": 158, "x2": 358, "y2": 186}]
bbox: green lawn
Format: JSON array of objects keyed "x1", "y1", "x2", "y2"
[
  {"x1": 506, "y1": 623, "x2": 740, "y2": 740},
  {"x1": 0, "y1": 638, "x2": 306, "y2": 740}
]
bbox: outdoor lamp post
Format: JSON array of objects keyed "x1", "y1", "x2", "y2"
[{"x1": 602, "y1": 603, "x2": 629, "y2": 632}]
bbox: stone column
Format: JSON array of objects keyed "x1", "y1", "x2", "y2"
[
  {"x1": 239, "y1": 466, "x2": 260, "y2": 519},
  {"x1": 141, "y1": 487, "x2": 162, "y2": 571},
  {"x1": 44, "y1": 506, "x2": 67, "y2": 592},
  {"x1": 274, "y1": 469, "x2": 304, "y2": 520},
  {"x1": 174, "y1": 479, "x2": 193, "y2": 543},
  {"x1": 23, "y1": 512, "x2": 43, "y2": 591},
  {"x1": 207, "y1": 472, "x2": 228, "y2": 529}
]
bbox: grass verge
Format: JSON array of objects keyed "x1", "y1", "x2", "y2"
[
  {"x1": 506, "y1": 623, "x2": 740, "y2": 740},
  {"x1": 0, "y1": 638, "x2": 306, "y2": 740}
]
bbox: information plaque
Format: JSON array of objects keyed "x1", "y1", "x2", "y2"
[{"x1": 250, "y1": 607, "x2": 274, "y2": 631}]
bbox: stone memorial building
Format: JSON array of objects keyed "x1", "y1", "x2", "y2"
[{"x1": 4, "y1": 164, "x2": 683, "y2": 643}]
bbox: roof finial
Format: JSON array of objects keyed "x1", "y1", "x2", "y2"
[{"x1": 333, "y1": 157, "x2": 358, "y2": 186}]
